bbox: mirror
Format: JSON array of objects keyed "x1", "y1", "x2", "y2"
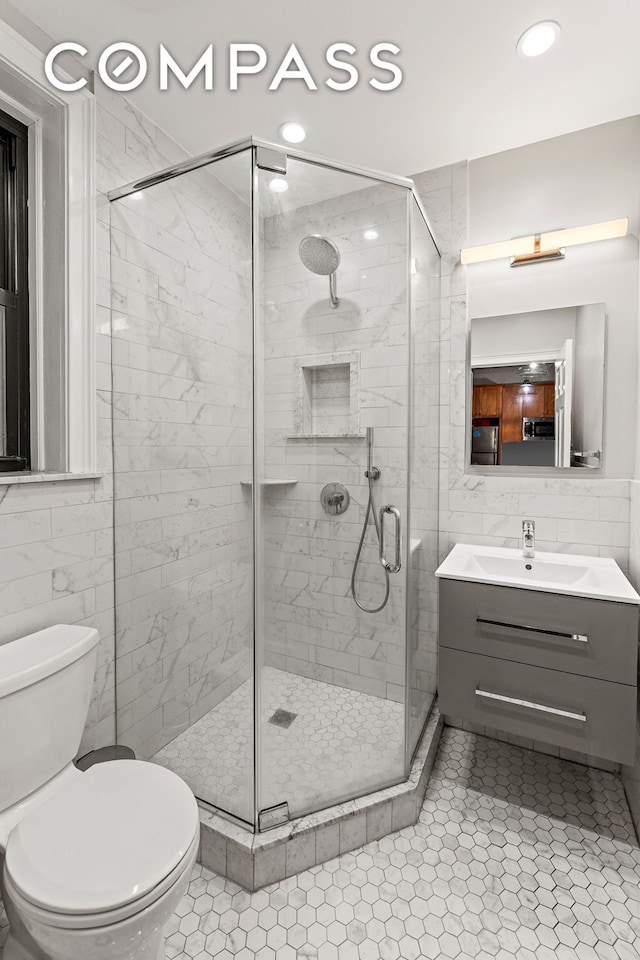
[{"x1": 469, "y1": 304, "x2": 605, "y2": 470}]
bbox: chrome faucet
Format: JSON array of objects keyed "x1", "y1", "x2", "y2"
[{"x1": 522, "y1": 520, "x2": 535, "y2": 559}]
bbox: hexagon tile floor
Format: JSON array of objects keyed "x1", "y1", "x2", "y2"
[{"x1": 2, "y1": 725, "x2": 640, "y2": 960}]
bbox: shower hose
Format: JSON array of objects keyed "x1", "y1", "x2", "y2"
[{"x1": 351, "y1": 470, "x2": 390, "y2": 613}]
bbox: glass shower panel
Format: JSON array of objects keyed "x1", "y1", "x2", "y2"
[
  {"x1": 255, "y1": 155, "x2": 410, "y2": 820},
  {"x1": 407, "y1": 196, "x2": 441, "y2": 756},
  {"x1": 111, "y1": 149, "x2": 255, "y2": 824}
]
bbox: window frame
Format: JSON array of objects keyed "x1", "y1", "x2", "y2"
[
  {"x1": 0, "y1": 18, "x2": 96, "y2": 478},
  {"x1": 0, "y1": 106, "x2": 30, "y2": 471}
]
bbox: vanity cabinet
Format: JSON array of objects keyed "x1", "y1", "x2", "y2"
[{"x1": 438, "y1": 579, "x2": 638, "y2": 764}]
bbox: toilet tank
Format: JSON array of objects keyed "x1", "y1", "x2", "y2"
[{"x1": 0, "y1": 625, "x2": 99, "y2": 813}]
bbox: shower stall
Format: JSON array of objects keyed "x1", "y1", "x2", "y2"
[{"x1": 109, "y1": 138, "x2": 440, "y2": 830}]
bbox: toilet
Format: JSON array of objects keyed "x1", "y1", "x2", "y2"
[{"x1": 0, "y1": 625, "x2": 200, "y2": 960}]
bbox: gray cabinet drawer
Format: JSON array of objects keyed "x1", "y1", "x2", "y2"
[
  {"x1": 438, "y1": 647, "x2": 637, "y2": 765},
  {"x1": 439, "y1": 579, "x2": 638, "y2": 684}
]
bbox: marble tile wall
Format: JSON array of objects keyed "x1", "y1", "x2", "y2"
[
  {"x1": 260, "y1": 185, "x2": 408, "y2": 701},
  {"x1": 108, "y1": 141, "x2": 254, "y2": 760},
  {"x1": 0, "y1": 476, "x2": 114, "y2": 755},
  {"x1": 260, "y1": 182, "x2": 439, "y2": 718}
]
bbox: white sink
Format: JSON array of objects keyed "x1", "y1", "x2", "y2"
[{"x1": 436, "y1": 543, "x2": 640, "y2": 604}]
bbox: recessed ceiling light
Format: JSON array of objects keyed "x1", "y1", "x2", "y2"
[
  {"x1": 517, "y1": 20, "x2": 561, "y2": 58},
  {"x1": 529, "y1": 362, "x2": 539, "y2": 370},
  {"x1": 279, "y1": 122, "x2": 306, "y2": 144},
  {"x1": 364, "y1": 229, "x2": 379, "y2": 241},
  {"x1": 269, "y1": 178, "x2": 289, "y2": 194}
]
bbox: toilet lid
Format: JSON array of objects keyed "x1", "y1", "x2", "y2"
[{"x1": 5, "y1": 761, "x2": 199, "y2": 915}]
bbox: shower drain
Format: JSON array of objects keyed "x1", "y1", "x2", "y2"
[{"x1": 269, "y1": 709, "x2": 297, "y2": 729}]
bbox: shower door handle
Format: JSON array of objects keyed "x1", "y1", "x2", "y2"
[{"x1": 379, "y1": 505, "x2": 402, "y2": 574}]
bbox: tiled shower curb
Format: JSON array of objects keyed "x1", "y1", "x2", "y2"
[{"x1": 197, "y1": 706, "x2": 443, "y2": 891}]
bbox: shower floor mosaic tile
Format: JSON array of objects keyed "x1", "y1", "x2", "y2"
[
  {"x1": 153, "y1": 667, "x2": 405, "y2": 821},
  {"x1": 161, "y1": 725, "x2": 640, "y2": 960},
  {"x1": 2, "y1": 726, "x2": 639, "y2": 958}
]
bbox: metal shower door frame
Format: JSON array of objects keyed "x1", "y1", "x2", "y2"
[{"x1": 108, "y1": 136, "x2": 442, "y2": 259}]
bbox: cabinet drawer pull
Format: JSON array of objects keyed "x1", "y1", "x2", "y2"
[
  {"x1": 476, "y1": 617, "x2": 588, "y2": 644},
  {"x1": 475, "y1": 687, "x2": 587, "y2": 722}
]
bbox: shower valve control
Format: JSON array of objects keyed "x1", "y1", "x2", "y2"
[{"x1": 321, "y1": 483, "x2": 350, "y2": 516}]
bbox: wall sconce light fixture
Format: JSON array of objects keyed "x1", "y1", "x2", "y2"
[{"x1": 460, "y1": 217, "x2": 629, "y2": 267}]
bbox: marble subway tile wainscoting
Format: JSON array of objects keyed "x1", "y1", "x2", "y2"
[
  {"x1": 0, "y1": 478, "x2": 115, "y2": 755},
  {"x1": 440, "y1": 477, "x2": 631, "y2": 568}
]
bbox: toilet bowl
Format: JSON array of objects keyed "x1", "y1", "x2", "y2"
[
  {"x1": 0, "y1": 625, "x2": 200, "y2": 960},
  {"x1": 3, "y1": 831, "x2": 199, "y2": 960}
]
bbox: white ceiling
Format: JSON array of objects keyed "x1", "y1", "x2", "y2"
[{"x1": 7, "y1": 0, "x2": 640, "y2": 177}]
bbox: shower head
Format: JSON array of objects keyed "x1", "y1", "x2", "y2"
[
  {"x1": 299, "y1": 235, "x2": 341, "y2": 308},
  {"x1": 299, "y1": 235, "x2": 341, "y2": 275}
]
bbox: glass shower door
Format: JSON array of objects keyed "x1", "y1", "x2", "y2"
[
  {"x1": 254, "y1": 152, "x2": 411, "y2": 821},
  {"x1": 110, "y1": 148, "x2": 256, "y2": 825}
]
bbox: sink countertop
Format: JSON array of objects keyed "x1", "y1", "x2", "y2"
[{"x1": 435, "y1": 543, "x2": 640, "y2": 605}]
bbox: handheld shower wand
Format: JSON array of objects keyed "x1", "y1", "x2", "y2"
[{"x1": 351, "y1": 428, "x2": 390, "y2": 613}]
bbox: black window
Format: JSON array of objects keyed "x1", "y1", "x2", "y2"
[{"x1": 0, "y1": 108, "x2": 29, "y2": 471}]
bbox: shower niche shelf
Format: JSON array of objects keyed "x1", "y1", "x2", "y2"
[
  {"x1": 290, "y1": 351, "x2": 361, "y2": 439},
  {"x1": 288, "y1": 434, "x2": 366, "y2": 440},
  {"x1": 240, "y1": 479, "x2": 298, "y2": 487}
]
